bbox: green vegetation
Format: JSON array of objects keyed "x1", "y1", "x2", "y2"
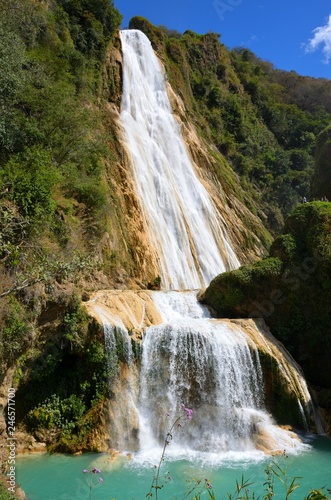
[
  {"x1": 201, "y1": 202, "x2": 331, "y2": 392},
  {"x1": 0, "y1": 0, "x2": 124, "y2": 451},
  {"x1": 258, "y1": 350, "x2": 305, "y2": 428},
  {"x1": 0, "y1": 0, "x2": 122, "y2": 302},
  {"x1": 311, "y1": 125, "x2": 331, "y2": 201},
  {"x1": 188, "y1": 469, "x2": 330, "y2": 500},
  {"x1": 12, "y1": 297, "x2": 112, "y2": 453},
  {"x1": 0, "y1": 297, "x2": 32, "y2": 364},
  {"x1": 0, "y1": 483, "x2": 15, "y2": 500}
]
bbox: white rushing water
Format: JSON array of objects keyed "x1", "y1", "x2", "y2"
[
  {"x1": 115, "y1": 29, "x2": 315, "y2": 459},
  {"x1": 137, "y1": 291, "x2": 309, "y2": 457},
  {"x1": 120, "y1": 30, "x2": 240, "y2": 290},
  {"x1": 92, "y1": 304, "x2": 134, "y2": 369}
]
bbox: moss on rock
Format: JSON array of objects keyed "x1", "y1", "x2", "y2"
[
  {"x1": 201, "y1": 257, "x2": 283, "y2": 318},
  {"x1": 258, "y1": 350, "x2": 305, "y2": 428}
]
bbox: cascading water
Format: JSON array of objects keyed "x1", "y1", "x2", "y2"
[
  {"x1": 92, "y1": 304, "x2": 134, "y2": 377},
  {"x1": 91, "y1": 304, "x2": 140, "y2": 451},
  {"x1": 139, "y1": 292, "x2": 262, "y2": 452},
  {"x1": 138, "y1": 291, "x2": 309, "y2": 456},
  {"x1": 109, "y1": 28, "x2": 319, "y2": 458},
  {"x1": 120, "y1": 29, "x2": 240, "y2": 290},
  {"x1": 87, "y1": 290, "x2": 315, "y2": 455}
]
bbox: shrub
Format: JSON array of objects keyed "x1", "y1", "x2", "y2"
[
  {"x1": 1, "y1": 299, "x2": 31, "y2": 364},
  {"x1": 26, "y1": 394, "x2": 86, "y2": 432},
  {"x1": 0, "y1": 147, "x2": 59, "y2": 219}
]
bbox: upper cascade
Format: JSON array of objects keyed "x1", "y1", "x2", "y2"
[{"x1": 119, "y1": 29, "x2": 240, "y2": 290}]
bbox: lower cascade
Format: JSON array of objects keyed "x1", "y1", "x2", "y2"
[
  {"x1": 139, "y1": 292, "x2": 265, "y2": 453},
  {"x1": 87, "y1": 290, "x2": 317, "y2": 456}
]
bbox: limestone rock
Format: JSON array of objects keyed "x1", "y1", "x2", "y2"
[{"x1": 85, "y1": 289, "x2": 163, "y2": 338}]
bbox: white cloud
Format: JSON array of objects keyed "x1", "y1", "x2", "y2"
[{"x1": 304, "y1": 14, "x2": 331, "y2": 64}]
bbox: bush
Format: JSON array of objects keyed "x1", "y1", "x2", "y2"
[
  {"x1": 0, "y1": 147, "x2": 59, "y2": 219},
  {"x1": 1, "y1": 299, "x2": 31, "y2": 364},
  {"x1": 26, "y1": 394, "x2": 86, "y2": 432},
  {"x1": 0, "y1": 482, "x2": 16, "y2": 500}
]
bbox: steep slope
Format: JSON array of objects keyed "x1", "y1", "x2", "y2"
[{"x1": 311, "y1": 125, "x2": 331, "y2": 201}]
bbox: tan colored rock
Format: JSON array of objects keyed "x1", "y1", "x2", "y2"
[
  {"x1": 254, "y1": 423, "x2": 301, "y2": 455},
  {"x1": 85, "y1": 289, "x2": 163, "y2": 337},
  {"x1": 167, "y1": 81, "x2": 268, "y2": 265},
  {"x1": 15, "y1": 486, "x2": 27, "y2": 500},
  {"x1": 226, "y1": 318, "x2": 313, "y2": 408}
]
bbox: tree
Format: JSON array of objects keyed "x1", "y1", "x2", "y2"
[
  {"x1": 311, "y1": 125, "x2": 331, "y2": 201},
  {"x1": 0, "y1": 21, "x2": 27, "y2": 163}
]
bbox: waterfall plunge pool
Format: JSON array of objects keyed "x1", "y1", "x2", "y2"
[{"x1": 17, "y1": 435, "x2": 331, "y2": 499}]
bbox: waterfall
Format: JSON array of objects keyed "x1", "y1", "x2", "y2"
[
  {"x1": 137, "y1": 291, "x2": 309, "y2": 455},
  {"x1": 87, "y1": 290, "x2": 316, "y2": 453},
  {"x1": 91, "y1": 304, "x2": 140, "y2": 450},
  {"x1": 120, "y1": 29, "x2": 240, "y2": 290},
  {"x1": 92, "y1": 28, "x2": 321, "y2": 457},
  {"x1": 92, "y1": 304, "x2": 134, "y2": 376}
]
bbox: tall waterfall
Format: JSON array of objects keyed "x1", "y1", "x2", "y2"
[
  {"x1": 120, "y1": 30, "x2": 240, "y2": 290},
  {"x1": 93, "y1": 28, "x2": 320, "y2": 458}
]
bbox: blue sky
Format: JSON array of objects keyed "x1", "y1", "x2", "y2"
[{"x1": 114, "y1": 0, "x2": 331, "y2": 79}]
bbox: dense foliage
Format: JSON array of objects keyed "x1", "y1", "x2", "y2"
[
  {"x1": 0, "y1": 0, "x2": 121, "y2": 300},
  {"x1": 0, "y1": 482, "x2": 15, "y2": 500},
  {"x1": 311, "y1": 124, "x2": 331, "y2": 201},
  {"x1": 14, "y1": 296, "x2": 111, "y2": 453}
]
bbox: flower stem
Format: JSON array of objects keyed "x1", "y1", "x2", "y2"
[{"x1": 147, "y1": 415, "x2": 181, "y2": 499}]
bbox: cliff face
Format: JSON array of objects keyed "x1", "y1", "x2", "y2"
[{"x1": 165, "y1": 82, "x2": 268, "y2": 265}]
